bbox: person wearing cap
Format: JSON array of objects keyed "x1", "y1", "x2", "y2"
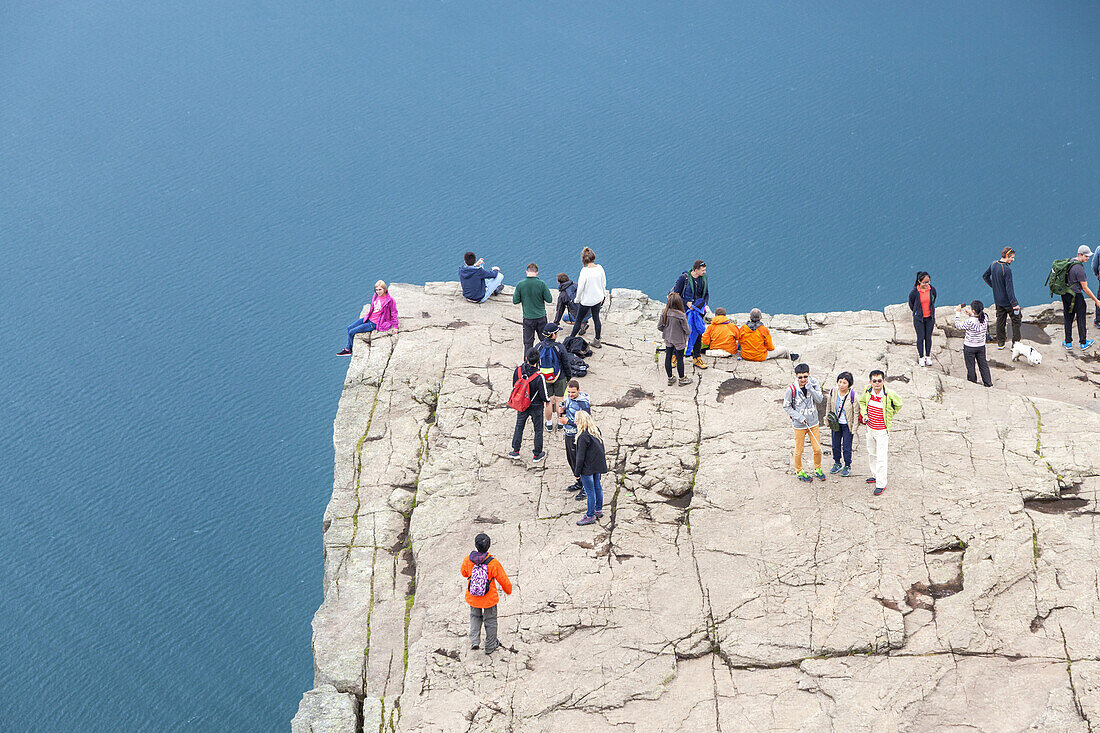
[
  {"x1": 672, "y1": 260, "x2": 709, "y2": 369},
  {"x1": 536, "y1": 322, "x2": 573, "y2": 432},
  {"x1": 738, "y1": 309, "x2": 776, "y2": 362},
  {"x1": 982, "y1": 247, "x2": 1021, "y2": 349},
  {"x1": 1062, "y1": 245, "x2": 1100, "y2": 351},
  {"x1": 460, "y1": 533, "x2": 513, "y2": 655}
]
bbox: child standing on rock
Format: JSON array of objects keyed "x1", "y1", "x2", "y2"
[{"x1": 460, "y1": 533, "x2": 512, "y2": 656}]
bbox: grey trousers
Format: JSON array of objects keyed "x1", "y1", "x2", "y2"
[{"x1": 469, "y1": 605, "x2": 498, "y2": 653}]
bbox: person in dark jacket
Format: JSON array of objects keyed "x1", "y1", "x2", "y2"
[
  {"x1": 908, "y1": 271, "x2": 937, "y2": 366},
  {"x1": 1092, "y1": 249, "x2": 1100, "y2": 328},
  {"x1": 553, "y1": 273, "x2": 588, "y2": 330},
  {"x1": 508, "y1": 348, "x2": 549, "y2": 462},
  {"x1": 537, "y1": 323, "x2": 573, "y2": 433},
  {"x1": 672, "y1": 260, "x2": 709, "y2": 368},
  {"x1": 982, "y1": 247, "x2": 1021, "y2": 348},
  {"x1": 459, "y1": 251, "x2": 504, "y2": 303},
  {"x1": 558, "y1": 380, "x2": 591, "y2": 495},
  {"x1": 573, "y1": 411, "x2": 608, "y2": 526},
  {"x1": 657, "y1": 292, "x2": 692, "y2": 386}
]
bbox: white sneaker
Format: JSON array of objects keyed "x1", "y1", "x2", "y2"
[{"x1": 923, "y1": 356, "x2": 932, "y2": 366}]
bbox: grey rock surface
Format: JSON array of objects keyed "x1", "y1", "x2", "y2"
[{"x1": 297, "y1": 284, "x2": 1100, "y2": 731}]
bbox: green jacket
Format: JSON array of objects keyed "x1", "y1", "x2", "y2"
[
  {"x1": 512, "y1": 276, "x2": 552, "y2": 320},
  {"x1": 858, "y1": 386, "x2": 902, "y2": 431}
]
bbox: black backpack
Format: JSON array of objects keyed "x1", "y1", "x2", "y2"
[
  {"x1": 563, "y1": 336, "x2": 593, "y2": 357},
  {"x1": 565, "y1": 352, "x2": 589, "y2": 377}
]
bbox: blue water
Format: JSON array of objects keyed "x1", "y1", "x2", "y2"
[{"x1": 2, "y1": 1, "x2": 1097, "y2": 729}]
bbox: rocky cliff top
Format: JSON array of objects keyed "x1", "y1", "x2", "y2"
[{"x1": 294, "y1": 283, "x2": 1100, "y2": 732}]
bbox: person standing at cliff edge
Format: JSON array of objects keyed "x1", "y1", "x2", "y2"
[
  {"x1": 514, "y1": 263, "x2": 553, "y2": 355},
  {"x1": 337, "y1": 280, "x2": 398, "y2": 356},
  {"x1": 568, "y1": 247, "x2": 607, "y2": 347},
  {"x1": 459, "y1": 251, "x2": 504, "y2": 303},
  {"x1": 672, "y1": 260, "x2": 709, "y2": 370},
  {"x1": 783, "y1": 363, "x2": 825, "y2": 483},
  {"x1": 858, "y1": 370, "x2": 902, "y2": 497},
  {"x1": 982, "y1": 247, "x2": 1021, "y2": 350},
  {"x1": 908, "y1": 272, "x2": 937, "y2": 366},
  {"x1": 461, "y1": 533, "x2": 512, "y2": 656}
]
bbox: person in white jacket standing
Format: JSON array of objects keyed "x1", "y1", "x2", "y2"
[{"x1": 569, "y1": 247, "x2": 607, "y2": 347}]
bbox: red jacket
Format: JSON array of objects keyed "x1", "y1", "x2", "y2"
[{"x1": 460, "y1": 553, "x2": 513, "y2": 608}]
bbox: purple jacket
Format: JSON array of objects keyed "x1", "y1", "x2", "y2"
[{"x1": 365, "y1": 293, "x2": 399, "y2": 332}]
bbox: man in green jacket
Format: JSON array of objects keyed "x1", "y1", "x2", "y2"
[
  {"x1": 857, "y1": 369, "x2": 902, "y2": 496},
  {"x1": 513, "y1": 262, "x2": 553, "y2": 354}
]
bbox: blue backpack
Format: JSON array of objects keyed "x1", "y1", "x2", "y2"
[{"x1": 539, "y1": 342, "x2": 562, "y2": 382}]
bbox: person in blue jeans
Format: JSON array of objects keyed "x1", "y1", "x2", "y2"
[
  {"x1": 573, "y1": 411, "x2": 608, "y2": 526},
  {"x1": 459, "y1": 251, "x2": 505, "y2": 304},
  {"x1": 823, "y1": 372, "x2": 858, "y2": 477}
]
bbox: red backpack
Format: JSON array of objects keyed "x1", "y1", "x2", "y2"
[{"x1": 508, "y1": 367, "x2": 538, "y2": 411}]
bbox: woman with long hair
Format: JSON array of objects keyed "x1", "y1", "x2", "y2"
[
  {"x1": 569, "y1": 247, "x2": 607, "y2": 346},
  {"x1": 339, "y1": 280, "x2": 399, "y2": 355},
  {"x1": 573, "y1": 411, "x2": 608, "y2": 526},
  {"x1": 658, "y1": 292, "x2": 692, "y2": 386},
  {"x1": 908, "y1": 271, "x2": 937, "y2": 366},
  {"x1": 954, "y1": 299, "x2": 992, "y2": 387}
]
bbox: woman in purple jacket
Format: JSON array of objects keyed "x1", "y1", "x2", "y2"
[{"x1": 338, "y1": 281, "x2": 399, "y2": 355}]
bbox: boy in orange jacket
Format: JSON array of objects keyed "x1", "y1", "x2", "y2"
[{"x1": 461, "y1": 533, "x2": 513, "y2": 655}]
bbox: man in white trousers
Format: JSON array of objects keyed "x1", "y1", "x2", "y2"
[{"x1": 858, "y1": 369, "x2": 903, "y2": 496}]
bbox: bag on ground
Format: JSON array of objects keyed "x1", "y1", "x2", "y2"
[
  {"x1": 566, "y1": 353, "x2": 588, "y2": 377},
  {"x1": 563, "y1": 335, "x2": 592, "y2": 357}
]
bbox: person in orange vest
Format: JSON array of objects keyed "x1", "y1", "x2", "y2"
[
  {"x1": 700, "y1": 308, "x2": 740, "y2": 356},
  {"x1": 460, "y1": 533, "x2": 513, "y2": 655}
]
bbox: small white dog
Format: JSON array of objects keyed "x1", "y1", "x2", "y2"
[{"x1": 1011, "y1": 342, "x2": 1043, "y2": 366}]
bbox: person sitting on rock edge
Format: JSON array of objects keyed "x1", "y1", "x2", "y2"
[
  {"x1": 513, "y1": 262, "x2": 554, "y2": 355},
  {"x1": 858, "y1": 369, "x2": 902, "y2": 497},
  {"x1": 559, "y1": 380, "x2": 591, "y2": 497},
  {"x1": 574, "y1": 410, "x2": 608, "y2": 526},
  {"x1": 459, "y1": 251, "x2": 504, "y2": 304},
  {"x1": 537, "y1": 323, "x2": 573, "y2": 434},
  {"x1": 338, "y1": 280, "x2": 398, "y2": 356},
  {"x1": 784, "y1": 363, "x2": 825, "y2": 483},
  {"x1": 461, "y1": 533, "x2": 512, "y2": 656},
  {"x1": 508, "y1": 347, "x2": 549, "y2": 462},
  {"x1": 657, "y1": 292, "x2": 693, "y2": 386},
  {"x1": 737, "y1": 309, "x2": 776, "y2": 362},
  {"x1": 701, "y1": 307, "x2": 740, "y2": 356}
]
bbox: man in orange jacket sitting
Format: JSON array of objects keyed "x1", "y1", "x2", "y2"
[
  {"x1": 461, "y1": 533, "x2": 513, "y2": 655},
  {"x1": 701, "y1": 308, "x2": 740, "y2": 356},
  {"x1": 738, "y1": 308, "x2": 776, "y2": 361}
]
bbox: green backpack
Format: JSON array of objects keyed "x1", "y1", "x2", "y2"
[{"x1": 1045, "y1": 258, "x2": 1076, "y2": 298}]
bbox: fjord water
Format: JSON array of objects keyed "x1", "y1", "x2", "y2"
[{"x1": 2, "y1": 1, "x2": 1097, "y2": 729}]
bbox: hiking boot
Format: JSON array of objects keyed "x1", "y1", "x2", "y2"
[
  {"x1": 591, "y1": 339, "x2": 602, "y2": 348},
  {"x1": 693, "y1": 357, "x2": 708, "y2": 370},
  {"x1": 1082, "y1": 340, "x2": 1095, "y2": 350},
  {"x1": 544, "y1": 420, "x2": 555, "y2": 432},
  {"x1": 865, "y1": 476, "x2": 877, "y2": 484},
  {"x1": 667, "y1": 376, "x2": 676, "y2": 386},
  {"x1": 594, "y1": 511, "x2": 604, "y2": 518},
  {"x1": 575, "y1": 491, "x2": 586, "y2": 500},
  {"x1": 507, "y1": 450, "x2": 521, "y2": 459},
  {"x1": 532, "y1": 451, "x2": 546, "y2": 462},
  {"x1": 996, "y1": 343, "x2": 1007, "y2": 349},
  {"x1": 814, "y1": 468, "x2": 826, "y2": 481},
  {"x1": 1064, "y1": 341, "x2": 1074, "y2": 350},
  {"x1": 337, "y1": 349, "x2": 352, "y2": 356},
  {"x1": 873, "y1": 485, "x2": 886, "y2": 496},
  {"x1": 840, "y1": 466, "x2": 851, "y2": 477},
  {"x1": 565, "y1": 481, "x2": 583, "y2": 493},
  {"x1": 797, "y1": 470, "x2": 813, "y2": 483},
  {"x1": 678, "y1": 377, "x2": 693, "y2": 386},
  {"x1": 829, "y1": 462, "x2": 842, "y2": 474},
  {"x1": 576, "y1": 514, "x2": 596, "y2": 526},
  {"x1": 471, "y1": 644, "x2": 480, "y2": 650}
]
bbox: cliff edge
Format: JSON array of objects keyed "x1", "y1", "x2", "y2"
[{"x1": 294, "y1": 283, "x2": 1100, "y2": 732}]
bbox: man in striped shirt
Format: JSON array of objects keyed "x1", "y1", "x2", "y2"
[{"x1": 858, "y1": 369, "x2": 903, "y2": 496}]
